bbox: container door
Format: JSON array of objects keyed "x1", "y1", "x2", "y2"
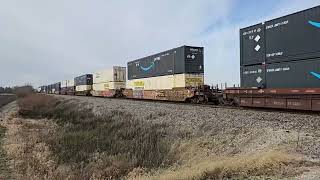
[
  {"x1": 241, "y1": 65, "x2": 266, "y2": 88},
  {"x1": 240, "y1": 23, "x2": 265, "y2": 66}
]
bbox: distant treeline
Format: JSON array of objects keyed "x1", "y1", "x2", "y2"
[
  {"x1": 0, "y1": 87, "x2": 15, "y2": 94},
  {"x1": 0, "y1": 86, "x2": 34, "y2": 95}
]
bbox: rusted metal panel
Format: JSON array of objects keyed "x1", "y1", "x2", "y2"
[
  {"x1": 265, "y1": 98, "x2": 287, "y2": 109},
  {"x1": 252, "y1": 98, "x2": 265, "y2": 107},
  {"x1": 240, "y1": 98, "x2": 253, "y2": 107},
  {"x1": 225, "y1": 88, "x2": 320, "y2": 95},
  {"x1": 312, "y1": 99, "x2": 320, "y2": 111},
  {"x1": 124, "y1": 88, "x2": 198, "y2": 102},
  {"x1": 287, "y1": 99, "x2": 312, "y2": 110},
  {"x1": 91, "y1": 90, "x2": 117, "y2": 97}
]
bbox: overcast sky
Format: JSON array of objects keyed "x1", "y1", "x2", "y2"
[{"x1": 0, "y1": 0, "x2": 319, "y2": 87}]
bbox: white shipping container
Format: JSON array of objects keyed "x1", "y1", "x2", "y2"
[
  {"x1": 93, "y1": 82, "x2": 126, "y2": 91},
  {"x1": 76, "y1": 85, "x2": 92, "y2": 92},
  {"x1": 67, "y1": 79, "x2": 75, "y2": 87},
  {"x1": 94, "y1": 66, "x2": 126, "y2": 84},
  {"x1": 61, "y1": 80, "x2": 67, "y2": 88},
  {"x1": 127, "y1": 73, "x2": 204, "y2": 90}
]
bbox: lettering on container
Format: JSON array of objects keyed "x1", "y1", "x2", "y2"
[
  {"x1": 266, "y1": 67, "x2": 290, "y2": 73},
  {"x1": 243, "y1": 68, "x2": 263, "y2": 75},
  {"x1": 133, "y1": 81, "x2": 145, "y2": 87},
  {"x1": 242, "y1": 27, "x2": 262, "y2": 36},
  {"x1": 266, "y1": 20, "x2": 289, "y2": 29},
  {"x1": 186, "y1": 77, "x2": 203, "y2": 86},
  {"x1": 267, "y1": 52, "x2": 283, "y2": 57}
]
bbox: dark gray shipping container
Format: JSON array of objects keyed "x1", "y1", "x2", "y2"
[
  {"x1": 266, "y1": 58, "x2": 320, "y2": 88},
  {"x1": 240, "y1": 23, "x2": 265, "y2": 66},
  {"x1": 241, "y1": 64, "x2": 266, "y2": 88},
  {"x1": 265, "y1": 6, "x2": 320, "y2": 63},
  {"x1": 127, "y1": 46, "x2": 204, "y2": 80},
  {"x1": 75, "y1": 74, "x2": 93, "y2": 86},
  {"x1": 52, "y1": 83, "x2": 61, "y2": 94},
  {"x1": 47, "y1": 84, "x2": 54, "y2": 94}
]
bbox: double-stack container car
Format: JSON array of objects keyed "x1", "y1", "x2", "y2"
[
  {"x1": 124, "y1": 46, "x2": 209, "y2": 102},
  {"x1": 37, "y1": 5, "x2": 320, "y2": 111},
  {"x1": 226, "y1": 5, "x2": 320, "y2": 111},
  {"x1": 92, "y1": 66, "x2": 126, "y2": 97},
  {"x1": 75, "y1": 74, "x2": 93, "y2": 96}
]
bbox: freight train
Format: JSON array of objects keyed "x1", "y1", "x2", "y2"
[{"x1": 38, "y1": 5, "x2": 320, "y2": 111}]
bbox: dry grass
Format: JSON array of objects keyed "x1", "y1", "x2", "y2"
[
  {"x1": 18, "y1": 94, "x2": 58, "y2": 118},
  {"x1": 2, "y1": 118, "x2": 58, "y2": 179},
  {"x1": 15, "y1": 85, "x2": 34, "y2": 98},
  {"x1": 16, "y1": 94, "x2": 170, "y2": 179},
  {"x1": 135, "y1": 143, "x2": 304, "y2": 180},
  {"x1": 12, "y1": 95, "x2": 317, "y2": 179}
]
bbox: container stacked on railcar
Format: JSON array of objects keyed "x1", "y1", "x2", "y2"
[
  {"x1": 75, "y1": 74, "x2": 93, "y2": 96},
  {"x1": 60, "y1": 80, "x2": 68, "y2": 95},
  {"x1": 226, "y1": 5, "x2": 320, "y2": 111},
  {"x1": 92, "y1": 66, "x2": 126, "y2": 97},
  {"x1": 124, "y1": 45, "x2": 208, "y2": 102},
  {"x1": 66, "y1": 79, "x2": 75, "y2": 95}
]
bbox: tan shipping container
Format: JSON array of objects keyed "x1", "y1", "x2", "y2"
[
  {"x1": 127, "y1": 73, "x2": 204, "y2": 90},
  {"x1": 93, "y1": 82, "x2": 126, "y2": 91},
  {"x1": 76, "y1": 85, "x2": 92, "y2": 92},
  {"x1": 61, "y1": 80, "x2": 67, "y2": 88},
  {"x1": 94, "y1": 66, "x2": 126, "y2": 84},
  {"x1": 67, "y1": 79, "x2": 75, "y2": 87}
]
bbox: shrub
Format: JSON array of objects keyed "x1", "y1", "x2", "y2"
[
  {"x1": 18, "y1": 94, "x2": 58, "y2": 118},
  {"x1": 15, "y1": 85, "x2": 34, "y2": 98}
]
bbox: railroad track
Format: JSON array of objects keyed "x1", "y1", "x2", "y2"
[{"x1": 48, "y1": 93, "x2": 320, "y2": 116}]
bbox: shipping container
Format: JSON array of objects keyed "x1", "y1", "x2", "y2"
[
  {"x1": 52, "y1": 83, "x2": 61, "y2": 94},
  {"x1": 240, "y1": 65, "x2": 265, "y2": 88},
  {"x1": 93, "y1": 82, "x2": 126, "y2": 91},
  {"x1": 266, "y1": 58, "x2": 320, "y2": 88},
  {"x1": 265, "y1": 6, "x2": 320, "y2": 63},
  {"x1": 93, "y1": 66, "x2": 126, "y2": 84},
  {"x1": 76, "y1": 85, "x2": 92, "y2": 92},
  {"x1": 61, "y1": 80, "x2": 67, "y2": 88},
  {"x1": 75, "y1": 74, "x2": 93, "y2": 86},
  {"x1": 67, "y1": 79, "x2": 75, "y2": 87},
  {"x1": 128, "y1": 46, "x2": 204, "y2": 80},
  {"x1": 127, "y1": 73, "x2": 204, "y2": 90},
  {"x1": 240, "y1": 23, "x2": 265, "y2": 66}
]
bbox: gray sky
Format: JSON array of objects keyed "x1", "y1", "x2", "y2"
[{"x1": 0, "y1": 0, "x2": 319, "y2": 87}]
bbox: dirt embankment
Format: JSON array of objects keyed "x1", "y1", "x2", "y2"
[{"x1": 0, "y1": 94, "x2": 319, "y2": 179}]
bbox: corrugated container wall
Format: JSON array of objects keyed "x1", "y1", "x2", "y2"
[
  {"x1": 76, "y1": 85, "x2": 92, "y2": 92},
  {"x1": 240, "y1": 5, "x2": 320, "y2": 89},
  {"x1": 240, "y1": 23, "x2": 265, "y2": 66},
  {"x1": 127, "y1": 74, "x2": 204, "y2": 90},
  {"x1": 265, "y1": 6, "x2": 320, "y2": 63},
  {"x1": 128, "y1": 46, "x2": 204, "y2": 80},
  {"x1": 266, "y1": 58, "x2": 320, "y2": 88},
  {"x1": 61, "y1": 80, "x2": 67, "y2": 88},
  {"x1": 240, "y1": 65, "x2": 265, "y2": 88},
  {"x1": 94, "y1": 67, "x2": 126, "y2": 84},
  {"x1": 75, "y1": 74, "x2": 93, "y2": 86},
  {"x1": 67, "y1": 79, "x2": 75, "y2": 87}
]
